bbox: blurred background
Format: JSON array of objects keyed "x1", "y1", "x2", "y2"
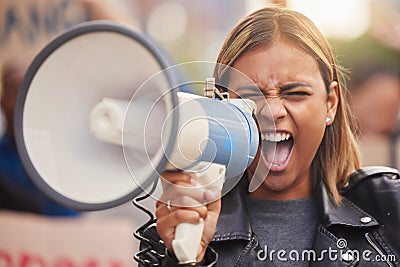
[{"x1": 0, "y1": 0, "x2": 398, "y2": 266}]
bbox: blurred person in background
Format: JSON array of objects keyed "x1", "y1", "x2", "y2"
[
  {"x1": 349, "y1": 63, "x2": 400, "y2": 168},
  {"x1": 350, "y1": 64, "x2": 400, "y2": 137}
]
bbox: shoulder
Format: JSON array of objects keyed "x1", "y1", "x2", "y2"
[
  {"x1": 341, "y1": 166, "x2": 399, "y2": 194},
  {"x1": 339, "y1": 167, "x2": 400, "y2": 258},
  {"x1": 340, "y1": 166, "x2": 400, "y2": 220}
]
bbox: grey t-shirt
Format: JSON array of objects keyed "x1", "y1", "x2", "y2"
[{"x1": 245, "y1": 196, "x2": 318, "y2": 266}]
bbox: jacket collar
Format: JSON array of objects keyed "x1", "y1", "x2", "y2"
[
  {"x1": 213, "y1": 175, "x2": 378, "y2": 242},
  {"x1": 314, "y1": 182, "x2": 379, "y2": 228}
]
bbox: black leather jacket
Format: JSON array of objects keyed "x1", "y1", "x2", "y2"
[{"x1": 139, "y1": 166, "x2": 400, "y2": 266}]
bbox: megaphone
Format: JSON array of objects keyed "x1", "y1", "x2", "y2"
[{"x1": 15, "y1": 21, "x2": 271, "y2": 264}]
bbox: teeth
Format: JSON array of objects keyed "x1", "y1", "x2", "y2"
[
  {"x1": 269, "y1": 133, "x2": 274, "y2": 141},
  {"x1": 261, "y1": 132, "x2": 291, "y2": 142}
]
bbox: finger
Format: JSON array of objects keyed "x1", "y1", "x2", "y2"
[
  {"x1": 159, "y1": 182, "x2": 207, "y2": 206},
  {"x1": 204, "y1": 186, "x2": 222, "y2": 204},
  {"x1": 156, "y1": 209, "x2": 204, "y2": 251},
  {"x1": 156, "y1": 197, "x2": 208, "y2": 219},
  {"x1": 160, "y1": 171, "x2": 193, "y2": 190},
  {"x1": 205, "y1": 188, "x2": 222, "y2": 214},
  {"x1": 206, "y1": 197, "x2": 222, "y2": 215},
  {"x1": 157, "y1": 209, "x2": 203, "y2": 229}
]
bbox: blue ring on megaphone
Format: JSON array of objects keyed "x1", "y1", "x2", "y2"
[{"x1": 195, "y1": 98, "x2": 259, "y2": 180}]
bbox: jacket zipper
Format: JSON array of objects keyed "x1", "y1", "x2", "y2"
[{"x1": 364, "y1": 232, "x2": 394, "y2": 267}]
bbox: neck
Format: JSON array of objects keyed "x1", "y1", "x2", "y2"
[{"x1": 248, "y1": 170, "x2": 313, "y2": 200}]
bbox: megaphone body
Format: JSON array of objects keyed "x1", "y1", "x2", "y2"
[
  {"x1": 89, "y1": 90, "x2": 259, "y2": 263},
  {"x1": 90, "y1": 91, "x2": 258, "y2": 178},
  {"x1": 14, "y1": 21, "x2": 260, "y2": 265}
]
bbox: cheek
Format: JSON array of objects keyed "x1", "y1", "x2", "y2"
[{"x1": 289, "y1": 101, "x2": 327, "y2": 158}]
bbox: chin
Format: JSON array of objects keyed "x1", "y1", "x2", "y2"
[{"x1": 263, "y1": 173, "x2": 296, "y2": 192}]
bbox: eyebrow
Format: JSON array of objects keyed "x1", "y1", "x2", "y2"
[
  {"x1": 280, "y1": 83, "x2": 310, "y2": 91},
  {"x1": 235, "y1": 85, "x2": 260, "y2": 93},
  {"x1": 235, "y1": 82, "x2": 310, "y2": 93}
]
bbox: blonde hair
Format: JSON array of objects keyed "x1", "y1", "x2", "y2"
[{"x1": 214, "y1": 6, "x2": 361, "y2": 204}]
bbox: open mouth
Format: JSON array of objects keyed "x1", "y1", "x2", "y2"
[{"x1": 261, "y1": 131, "x2": 294, "y2": 172}]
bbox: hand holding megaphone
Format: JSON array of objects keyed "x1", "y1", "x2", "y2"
[
  {"x1": 89, "y1": 89, "x2": 257, "y2": 264},
  {"x1": 156, "y1": 166, "x2": 224, "y2": 264}
]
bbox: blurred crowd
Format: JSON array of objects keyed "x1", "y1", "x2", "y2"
[{"x1": 349, "y1": 63, "x2": 400, "y2": 168}]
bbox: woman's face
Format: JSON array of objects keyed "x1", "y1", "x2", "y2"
[{"x1": 227, "y1": 40, "x2": 338, "y2": 200}]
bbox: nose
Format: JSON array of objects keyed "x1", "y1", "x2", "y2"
[{"x1": 258, "y1": 96, "x2": 287, "y2": 121}]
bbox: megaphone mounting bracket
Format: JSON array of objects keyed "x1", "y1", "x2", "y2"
[{"x1": 204, "y1": 78, "x2": 229, "y2": 101}]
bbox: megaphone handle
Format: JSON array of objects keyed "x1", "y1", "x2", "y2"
[
  {"x1": 171, "y1": 163, "x2": 226, "y2": 264},
  {"x1": 172, "y1": 219, "x2": 205, "y2": 265}
]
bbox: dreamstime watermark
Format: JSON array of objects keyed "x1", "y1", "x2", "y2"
[{"x1": 257, "y1": 238, "x2": 396, "y2": 263}]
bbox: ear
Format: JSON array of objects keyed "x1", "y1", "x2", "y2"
[{"x1": 326, "y1": 81, "x2": 339, "y2": 126}]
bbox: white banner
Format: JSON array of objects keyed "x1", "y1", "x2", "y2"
[{"x1": 0, "y1": 211, "x2": 138, "y2": 267}]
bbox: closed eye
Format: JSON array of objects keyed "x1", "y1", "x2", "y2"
[
  {"x1": 234, "y1": 83, "x2": 313, "y2": 100},
  {"x1": 283, "y1": 91, "x2": 311, "y2": 96},
  {"x1": 281, "y1": 83, "x2": 312, "y2": 100}
]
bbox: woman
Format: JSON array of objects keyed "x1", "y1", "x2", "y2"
[{"x1": 139, "y1": 6, "x2": 400, "y2": 266}]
